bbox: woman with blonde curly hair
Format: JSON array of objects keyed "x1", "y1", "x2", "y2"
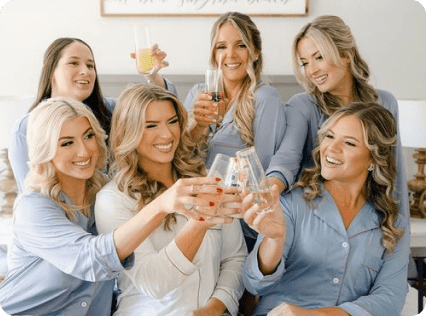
[
  {"x1": 242, "y1": 103, "x2": 409, "y2": 316},
  {"x1": 273, "y1": 15, "x2": 409, "y2": 222},
  {"x1": 0, "y1": 97, "x2": 202, "y2": 315},
  {"x1": 95, "y1": 84, "x2": 247, "y2": 316}
]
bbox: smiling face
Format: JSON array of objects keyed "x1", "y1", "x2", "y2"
[
  {"x1": 320, "y1": 115, "x2": 372, "y2": 186},
  {"x1": 136, "y1": 100, "x2": 181, "y2": 171},
  {"x1": 51, "y1": 41, "x2": 96, "y2": 101},
  {"x1": 297, "y1": 37, "x2": 353, "y2": 99},
  {"x1": 214, "y1": 22, "x2": 250, "y2": 86},
  {"x1": 51, "y1": 116, "x2": 99, "y2": 187}
]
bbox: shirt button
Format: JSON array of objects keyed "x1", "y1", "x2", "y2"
[
  {"x1": 81, "y1": 302, "x2": 88, "y2": 308},
  {"x1": 342, "y1": 242, "x2": 348, "y2": 248},
  {"x1": 333, "y1": 278, "x2": 339, "y2": 284}
]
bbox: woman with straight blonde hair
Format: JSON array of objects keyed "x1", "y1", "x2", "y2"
[
  {"x1": 95, "y1": 84, "x2": 247, "y2": 316},
  {"x1": 0, "y1": 97, "x2": 203, "y2": 315}
]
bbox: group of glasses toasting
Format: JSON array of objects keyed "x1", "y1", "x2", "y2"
[{"x1": 191, "y1": 147, "x2": 275, "y2": 223}]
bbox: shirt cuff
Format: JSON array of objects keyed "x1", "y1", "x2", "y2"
[
  {"x1": 165, "y1": 239, "x2": 198, "y2": 276},
  {"x1": 339, "y1": 302, "x2": 373, "y2": 316},
  {"x1": 212, "y1": 288, "x2": 239, "y2": 316},
  {"x1": 246, "y1": 237, "x2": 285, "y2": 282}
]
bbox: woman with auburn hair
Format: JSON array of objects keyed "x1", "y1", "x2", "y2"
[
  {"x1": 0, "y1": 97, "x2": 203, "y2": 315},
  {"x1": 272, "y1": 15, "x2": 409, "y2": 222},
  {"x1": 95, "y1": 84, "x2": 247, "y2": 316},
  {"x1": 242, "y1": 103, "x2": 409, "y2": 316}
]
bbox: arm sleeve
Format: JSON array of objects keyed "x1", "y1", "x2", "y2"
[
  {"x1": 13, "y1": 194, "x2": 124, "y2": 282},
  {"x1": 243, "y1": 196, "x2": 294, "y2": 296},
  {"x1": 212, "y1": 220, "x2": 247, "y2": 315},
  {"x1": 339, "y1": 218, "x2": 410, "y2": 316},
  {"x1": 266, "y1": 94, "x2": 312, "y2": 190},
  {"x1": 252, "y1": 87, "x2": 287, "y2": 176},
  {"x1": 95, "y1": 183, "x2": 199, "y2": 300},
  {"x1": 8, "y1": 115, "x2": 30, "y2": 193}
]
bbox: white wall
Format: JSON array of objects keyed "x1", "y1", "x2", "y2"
[{"x1": 0, "y1": 0, "x2": 425, "y2": 100}]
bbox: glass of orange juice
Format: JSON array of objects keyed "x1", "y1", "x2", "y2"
[{"x1": 134, "y1": 24, "x2": 155, "y2": 75}]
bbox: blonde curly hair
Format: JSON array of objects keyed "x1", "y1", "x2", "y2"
[{"x1": 109, "y1": 84, "x2": 205, "y2": 230}]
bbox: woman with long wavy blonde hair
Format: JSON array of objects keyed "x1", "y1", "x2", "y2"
[
  {"x1": 241, "y1": 102, "x2": 409, "y2": 316},
  {"x1": 1, "y1": 97, "x2": 204, "y2": 315},
  {"x1": 95, "y1": 84, "x2": 247, "y2": 316}
]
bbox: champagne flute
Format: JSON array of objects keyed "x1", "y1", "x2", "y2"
[
  {"x1": 236, "y1": 147, "x2": 275, "y2": 215},
  {"x1": 205, "y1": 68, "x2": 224, "y2": 123},
  {"x1": 134, "y1": 24, "x2": 155, "y2": 75}
]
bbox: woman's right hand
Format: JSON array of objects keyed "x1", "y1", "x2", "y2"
[
  {"x1": 153, "y1": 177, "x2": 222, "y2": 220},
  {"x1": 241, "y1": 185, "x2": 286, "y2": 240},
  {"x1": 130, "y1": 43, "x2": 168, "y2": 87},
  {"x1": 192, "y1": 93, "x2": 228, "y2": 128}
]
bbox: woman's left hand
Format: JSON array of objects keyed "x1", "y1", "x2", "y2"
[{"x1": 242, "y1": 185, "x2": 286, "y2": 240}]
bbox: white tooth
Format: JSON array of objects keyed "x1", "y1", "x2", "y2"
[
  {"x1": 326, "y1": 156, "x2": 342, "y2": 165},
  {"x1": 155, "y1": 143, "x2": 172, "y2": 150},
  {"x1": 74, "y1": 159, "x2": 90, "y2": 166},
  {"x1": 315, "y1": 75, "x2": 327, "y2": 82}
]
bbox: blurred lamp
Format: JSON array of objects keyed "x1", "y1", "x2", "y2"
[{"x1": 398, "y1": 100, "x2": 426, "y2": 218}]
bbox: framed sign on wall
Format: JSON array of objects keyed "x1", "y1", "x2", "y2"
[{"x1": 100, "y1": 0, "x2": 309, "y2": 17}]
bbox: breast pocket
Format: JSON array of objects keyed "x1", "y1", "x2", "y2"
[{"x1": 353, "y1": 254, "x2": 384, "y2": 296}]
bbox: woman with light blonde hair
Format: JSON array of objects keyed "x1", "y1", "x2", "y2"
[
  {"x1": 273, "y1": 15, "x2": 409, "y2": 221},
  {"x1": 0, "y1": 97, "x2": 205, "y2": 315},
  {"x1": 95, "y1": 83, "x2": 247, "y2": 316}
]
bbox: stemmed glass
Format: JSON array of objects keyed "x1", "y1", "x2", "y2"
[{"x1": 236, "y1": 147, "x2": 275, "y2": 215}]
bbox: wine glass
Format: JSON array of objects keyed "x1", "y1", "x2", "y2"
[
  {"x1": 134, "y1": 24, "x2": 154, "y2": 75},
  {"x1": 236, "y1": 147, "x2": 275, "y2": 215}
]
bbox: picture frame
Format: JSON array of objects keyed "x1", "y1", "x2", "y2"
[{"x1": 100, "y1": 0, "x2": 309, "y2": 17}]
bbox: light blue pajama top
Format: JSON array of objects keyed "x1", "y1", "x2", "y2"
[
  {"x1": 267, "y1": 90, "x2": 410, "y2": 222},
  {"x1": 243, "y1": 186, "x2": 410, "y2": 316},
  {"x1": 184, "y1": 83, "x2": 286, "y2": 172},
  {"x1": 0, "y1": 191, "x2": 133, "y2": 316},
  {"x1": 184, "y1": 83, "x2": 286, "y2": 243}
]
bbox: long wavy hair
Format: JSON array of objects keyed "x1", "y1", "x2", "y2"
[
  {"x1": 209, "y1": 11, "x2": 263, "y2": 146},
  {"x1": 292, "y1": 15, "x2": 378, "y2": 116},
  {"x1": 25, "y1": 97, "x2": 108, "y2": 221},
  {"x1": 29, "y1": 37, "x2": 111, "y2": 134},
  {"x1": 110, "y1": 84, "x2": 205, "y2": 230},
  {"x1": 294, "y1": 102, "x2": 403, "y2": 252}
]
